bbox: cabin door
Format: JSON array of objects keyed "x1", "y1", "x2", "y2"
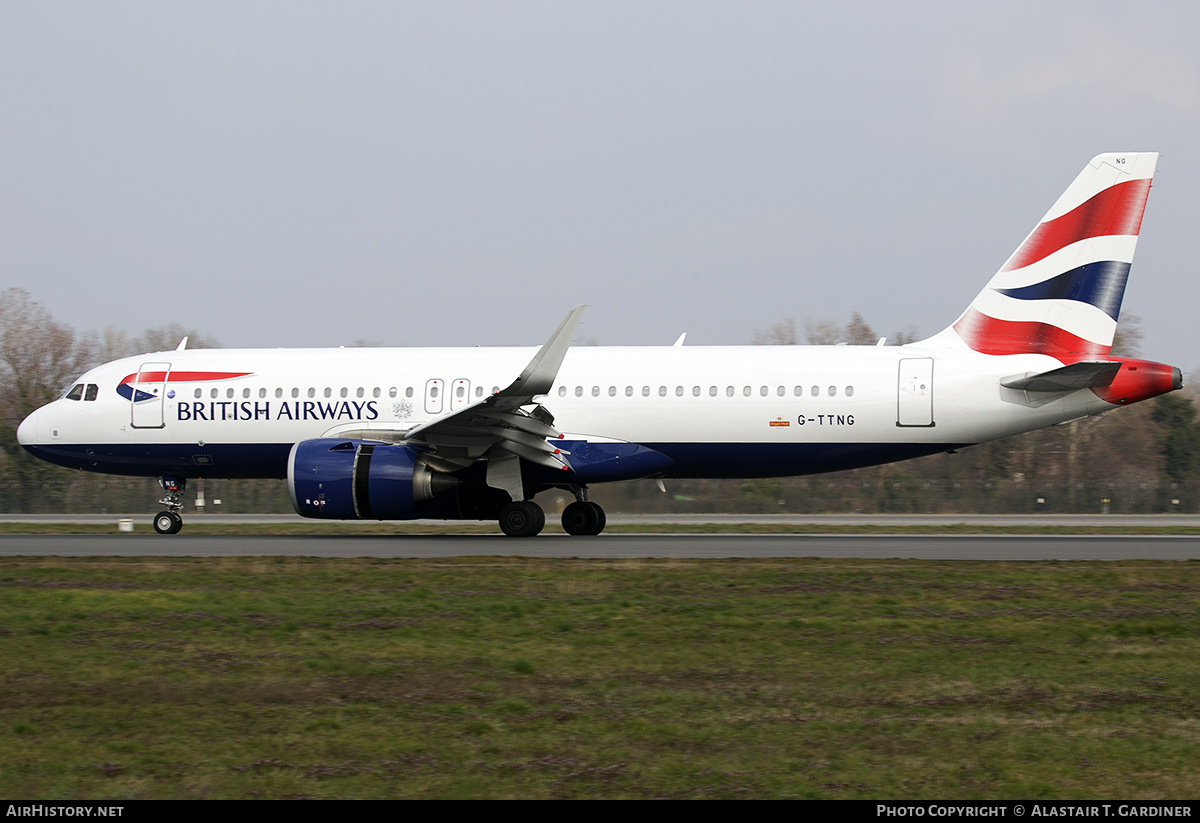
[
  {"x1": 130, "y1": 361, "x2": 171, "y2": 429},
  {"x1": 896, "y1": 358, "x2": 934, "y2": 427}
]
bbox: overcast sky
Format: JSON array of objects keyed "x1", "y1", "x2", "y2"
[{"x1": 2, "y1": 2, "x2": 1198, "y2": 371}]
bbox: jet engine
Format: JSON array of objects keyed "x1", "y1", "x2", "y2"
[{"x1": 288, "y1": 439, "x2": 457, "y2": 520}]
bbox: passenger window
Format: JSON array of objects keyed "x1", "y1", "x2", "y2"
[
  {"x1": 259, "y1": 388, "x2": 267, "y2": 399},
  {"x1": 211, "y1": 388, "x2": 219, "y2": 399},
  {"x1": 726, "y1": 386, "x2": 735, "y2": 397},
  {"x1": 794, "y1": 386, "x2": 803, "y2": 396},
  {"x1": 625, "y1": 386, "x2": 633, "y2": 397},
  {"x1": 846, "y1": 386, "x2": 855, "y2": 397},
  {"x1": 675, "y1": 386, "x2": 684, "y2": 397},
  {"x1": 592, "y1": 386, "x2": 600, "y2": 397},
  {"x1": 760, "y1": 386, "x2": 768, "y2": 396},
  {"x1": 356, "y1": 387, "x2": 364, "y2": 398},
  {"x1": 65, "y1": 384, "x2": 84, "y2": 401},
  {"x1": 406, "y1": 387, "x2": 414, "y2": 398},
  {"x1": 829, "y1": 386, "x2": 837, "y2": 397},
  {"x1": 559, "y1": 386, "x2": 567, "y2": 397},
  {"x1": 659, "y1": 386, "x2": 667, "y2": 397},
  {"x1": 642, "y1": 386, "x2": 650, "y2": 397},
  {"x1": 776, "y1": 386, "x2": 785, "y2": 397},
  {"x1": 743, "y1": 386, "x2": 751, "y2": 397},
  {"x1": 608, "y1": 386, "x2": 616, "y2": 397},
  {"x1": 243, "y1": 388, "x2": 251, "y2": 399},
  {"x1": 324, "y1": 388, "x2": 332, "y2": 398},
  {"x1": 84, "y1": 384, "x2": 98, "y2": 401},
  {"x1": 709, "y1": 386, "x2": 718, "y2": 397},
  {"x1": 292, "y1": 388, "x2": 300, "y2": 399},
  {"x1": 811, "y1": 386, "x2": 820, "y2": 396},
  {"x1": 276, "y1": 388, "x2": 283, "y2": 399},
  {"x1": 194, "y1": 388, "x2": 203, "y2": 399},
  {"x1": 341, "y1": 387, "x2": 349, "y2": 398},
  {"x1": 374, "y1": 387, "x2": 381, "y2": 398},
  {"x1": 575, "y1": 386, "x2": 583, "y2": 397}
]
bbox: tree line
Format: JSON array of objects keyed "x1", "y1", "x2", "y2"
[{"x1": 1, "y1": 291, "x2": 1197, "y2": 515}]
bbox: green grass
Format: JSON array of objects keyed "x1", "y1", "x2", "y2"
[{"x1": 0, "y1": 557, "x2": 1197, "y2": 798}]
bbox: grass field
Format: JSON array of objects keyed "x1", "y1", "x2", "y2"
[{"x1": 1, "y1": 555, "x2": 1197, "y2": 799}]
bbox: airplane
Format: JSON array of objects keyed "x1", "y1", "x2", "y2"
[{"x1": 16, "y1": 152, "x2": 1181, "y2": 537}]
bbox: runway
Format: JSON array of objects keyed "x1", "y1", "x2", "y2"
[{"x1": 2, "y1": 533, "x2": 1199, "y2": 560}]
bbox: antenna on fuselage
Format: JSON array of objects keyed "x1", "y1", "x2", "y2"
[{"x1": 175, "y1": 337, "x2": 189, "y2": 351}]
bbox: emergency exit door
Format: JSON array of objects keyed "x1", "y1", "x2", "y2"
[{"x1": 897, "y1": 358, "x2": 934, "y2": 427}]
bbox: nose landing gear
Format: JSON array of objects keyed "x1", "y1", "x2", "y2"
[{"x1": 153, "y1": 476, "x2": 186, "y2": 535}]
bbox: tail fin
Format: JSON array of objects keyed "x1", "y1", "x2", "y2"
[{"x1": 925, "y1": 152, "x2": 1157, "y2": 358}]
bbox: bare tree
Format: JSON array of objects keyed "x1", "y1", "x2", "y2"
[
  {"x1": 0, "y1": 289, "x2": 90, "y2": 511},
  {"x1": 131, "y1": 324, "x2": 218, "y2": 354},
  {"x1": 802, "y1": 318, "x2": 842, "y2": 344},
  {"x1": 752, "y1": 318, "x2": 798, "y2": 345},
  {"x1": 755, "y1": 314, "x2": 886, "y2": 346},
  {"x1": 845, "y1": 312, "x2": 878, "y2": 345}
]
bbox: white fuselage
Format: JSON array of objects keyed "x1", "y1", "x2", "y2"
[{"x1": 18, "y1": 342, "x2": 1116, "y2": 481}]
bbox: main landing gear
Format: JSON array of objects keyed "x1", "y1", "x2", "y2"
[
  {"x1": 498, "y1": 500, "x2": 546, "y2": 537},
  {"x1": 561, "y1": 501, "x2": 606, "y2": 536},
  {"x1": 153, "y1": 476, "x2": 185, "y2": 535},
  {"x1": 497, "y1": 490, "x2": 607, "y2": 537}
]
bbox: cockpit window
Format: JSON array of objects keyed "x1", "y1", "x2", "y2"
[
  {"x1": 65, "y1": 384, "x2": 84, "y2": 401},
  {"x1": 84, "y1": 384, "x2": 98, "y2": 401}
]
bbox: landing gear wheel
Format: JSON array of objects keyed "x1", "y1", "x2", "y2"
[
  {"x1": 562, "y1": 501, "x2": 601, "y2": 535},
  {"x1": 153, "y1": 511, "x2": 183, "y2": 535},
  {"x1": 587, "y1": 502, "x2": 606, "y2": 535},
  {"x1": 562, "y1": 501, "x2": 606, "y2": 535},
  {"x1": 499, "y1": 501, "x2": 545, "y2": 537}
]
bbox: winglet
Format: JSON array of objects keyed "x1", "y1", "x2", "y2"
[{"x1": 502, "y1": 305, "x2": 585, "y2": 396}]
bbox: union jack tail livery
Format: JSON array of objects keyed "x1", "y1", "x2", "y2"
[{"x1": 938, "y1": 152, "x2": 1157, "y2": 358}]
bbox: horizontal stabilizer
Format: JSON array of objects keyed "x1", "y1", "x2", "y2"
[{"x1": 1001, "y1": 361, "x2": 1121, "y2": 392}]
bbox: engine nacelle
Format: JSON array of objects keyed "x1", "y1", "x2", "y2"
[{"x1": 288, "y1": 439, "x2": 456, "y2": 520}]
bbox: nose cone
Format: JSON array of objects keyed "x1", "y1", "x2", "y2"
[{"x1": 16, "y1": 407, "x2": 40, "y2": 447}]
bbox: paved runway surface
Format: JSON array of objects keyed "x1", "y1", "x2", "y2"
[
  {"x1": 2, "y1": 533, "x2": 1198, "y2": 560},
  {"x1": 8, "y1": 513, "x2": 1200, "y2": 527}
]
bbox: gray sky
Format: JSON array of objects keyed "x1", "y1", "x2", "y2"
[{"x1": 3, "y1": 1, "x2": 1198, "y2": 371}]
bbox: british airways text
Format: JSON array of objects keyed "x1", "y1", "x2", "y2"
[{"x1": 176, "y1": 400, "x2": 379, "y2": 422}]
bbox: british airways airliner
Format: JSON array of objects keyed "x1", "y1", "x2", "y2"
[{"x1": 17, "y1": 153, "x2": 1181, "y2": 536}]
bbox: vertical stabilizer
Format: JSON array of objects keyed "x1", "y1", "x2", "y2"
[{"x1": 923, "y1": 153, "x2": 1157, "y2": 358}]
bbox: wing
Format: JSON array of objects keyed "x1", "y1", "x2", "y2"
[{"x1": 340, "y1": 305, "x2": 585, "y2": 479}]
